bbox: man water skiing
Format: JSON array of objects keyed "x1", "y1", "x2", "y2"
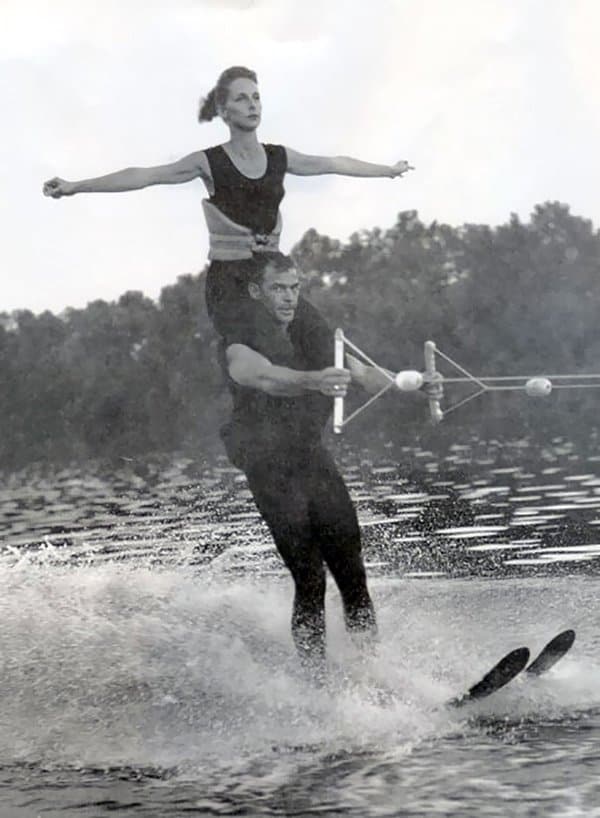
[{"x1": 222, "y1": 251, "x2": 414, "y2": 675}]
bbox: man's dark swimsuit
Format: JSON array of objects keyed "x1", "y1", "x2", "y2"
[
  {"x1": 222, "y1": 307, "x2": 376, "y2": 667},
  {"x1": 203, "y1": 144, "x2": 331, "y2": 357}
]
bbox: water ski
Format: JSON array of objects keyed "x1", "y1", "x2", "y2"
[
  {"x1": 448, "y1": 647, "x2": 530, "y2": 708},
  {"x1": 525, "y1": 629, "x2": 576, "y2": 677}
]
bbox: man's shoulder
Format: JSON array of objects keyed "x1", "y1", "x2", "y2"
[
  {"x1": 223, "y1": 304, "x2": 291, "y2": 358},
  {"x1": 289, "y1": 298, "x2": 334, "y2": 368},
  {"x1": 223, "y1": 298, "x2": 333, "y2": 367}
]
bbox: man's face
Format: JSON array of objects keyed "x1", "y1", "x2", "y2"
[{"x1": 249, "y1": 264, "x2": 300, "y2": 326}]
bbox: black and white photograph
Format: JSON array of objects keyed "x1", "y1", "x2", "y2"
[{"x1": 2, "y1": 1, "x2": 600, "y2": 815}]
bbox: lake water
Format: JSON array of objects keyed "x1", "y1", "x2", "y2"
[{"x1": 2, "y1": 435, "x2": 600, "y2": 817}]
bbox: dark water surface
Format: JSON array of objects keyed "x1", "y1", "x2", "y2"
[{"x1": 2, "y1": 436, "x2": 600, "y2": 816}]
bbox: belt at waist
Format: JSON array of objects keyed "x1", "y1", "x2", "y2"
[
  {"x1": 208, "y1": 232, "x2": 281, "y2": 260},
  {"x1": 203, "y1": 200, "x2": 282, "y2": 261}
]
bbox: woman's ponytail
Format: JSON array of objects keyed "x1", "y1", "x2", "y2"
[{"x1": 198, "y1": 88, "x2": 217, "y2": 123}]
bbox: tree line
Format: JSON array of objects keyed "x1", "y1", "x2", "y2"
[{"x1": 2, "y1": 201, "x2": 598, "y2": 471}]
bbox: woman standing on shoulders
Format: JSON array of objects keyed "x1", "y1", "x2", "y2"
[{"x1": 44, "y1": 65, "x2": 413, "y2": 353}]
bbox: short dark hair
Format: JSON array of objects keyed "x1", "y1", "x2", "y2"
[
  {"x1": 247, "y1": 252, "x2": 297, "y2": 286},
  {"x1": 198, "y1": 66, "x2": 258, "y2": 122}
]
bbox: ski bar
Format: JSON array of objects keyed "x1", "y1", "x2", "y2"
[
  {"x1": 424, "y1": 340, "x2": 443, "y2": 424},
  {"x1": 333, "y1": 328, "x2": 345, "y2": 434}
]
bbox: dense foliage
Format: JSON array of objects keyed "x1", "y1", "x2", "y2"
[{"x1": 2, "y1": 202, "x2": 599, "y2": 470}]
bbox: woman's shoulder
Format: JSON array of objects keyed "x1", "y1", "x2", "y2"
[
  {"x1": 202, "y1": 144, "x2": 227, "y2": 176},
  {"x1": 263, "y1": 144, "x2": 288, "y2": 170},
  {"x1": 204, "y1": 143, "x2": 225, "y2": 157}
]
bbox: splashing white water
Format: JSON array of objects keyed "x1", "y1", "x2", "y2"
[{"x1": 0, "y1": 551, "x2": 598, "y2": 777}]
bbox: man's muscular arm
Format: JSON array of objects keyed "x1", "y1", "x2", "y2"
[{"x1": 226, "y1": 344, "x2": 350, "y2": 397}]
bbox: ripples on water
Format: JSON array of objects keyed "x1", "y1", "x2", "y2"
[{"x1": 2, "y1": 436, "x2": 600, "y2": 816}]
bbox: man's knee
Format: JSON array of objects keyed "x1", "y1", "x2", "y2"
[
  {"x1": 293, "y1": 563, "x2": 326, "y2": 599},
  {"x1": 339, "y1": 561, "x2": 369, "y2": 598},
  {"x1": 321, "y1": 535, "x2": 364, "y2": 581}
]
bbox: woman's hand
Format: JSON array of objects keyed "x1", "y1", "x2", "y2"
[
  {"x1": 390, "y1": 160, "x2": 414, "y2": 178},
  {"x1": 43, "y1": 177, "x2": 74, "y2": 198}
]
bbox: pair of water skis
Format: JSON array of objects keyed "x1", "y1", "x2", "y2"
[{"x1": 449, "y1": 629, "x2": 576, "y2": 708}]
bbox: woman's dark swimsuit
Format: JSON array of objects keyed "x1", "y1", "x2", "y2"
[{"x1": 203, "y1": 144, "x2": 331, "y2": 362}]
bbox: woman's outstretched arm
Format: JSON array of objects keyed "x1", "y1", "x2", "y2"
[
  {"x1": 43, "y1": 151, "x2": 212, "y2": 198},
  {"x1": 285, "y1": 147, "x2": 413, "y2": 179}
]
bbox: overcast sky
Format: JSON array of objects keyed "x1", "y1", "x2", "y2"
[{"x1": 3, "y1": 0, "x2": 600, "y2": 314}]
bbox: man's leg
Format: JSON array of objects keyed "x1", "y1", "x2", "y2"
[
  {"x1": 307, "y1": 448, "x2": 377, "y2": 637},
  {"x1": 244, "y1": 458, "x2": 328, "y2": 671}
]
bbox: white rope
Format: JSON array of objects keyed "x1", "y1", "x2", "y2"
[
  {"x1": 434, "y1": 347, "x2": 489, "y2": 390},
  {"x1": 342, "y1": 336, "x2": 396, "y2": 383},
  {"x1": 440, "y1": 374, "x2": 600, "y2": 384},
  {"x1": 552, "y1": 383, "x2": 600, "y2": 390},
  {"x1": 333, "y1": 330, "x2": 600, "y2": 430},
  {"x1": 440, "y1": 389, "x2": 488, "y2": 416},
  {"x1": 340, "y1": 381, "x2": 396, "y2": 428}
]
